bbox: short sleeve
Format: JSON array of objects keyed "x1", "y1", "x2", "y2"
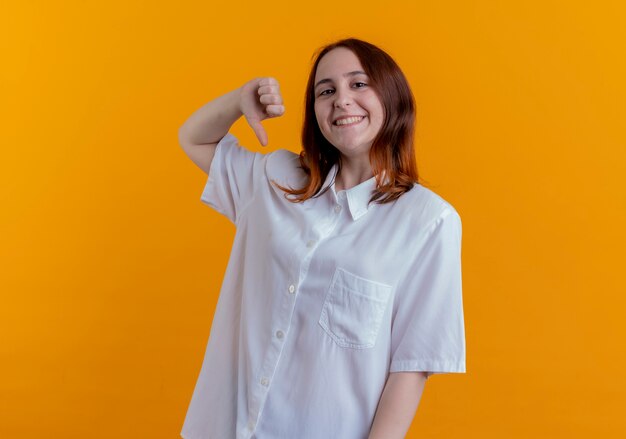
[
  {"x1": 389, "y1": 208, "x2": 466, "y2": 379},
  {"x1": 200, "y1": 133, "x2": 269, "y2": 225}
]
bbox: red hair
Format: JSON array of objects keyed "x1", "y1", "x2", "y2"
[{"x1": 272, "y1": 38, "x2": 421, "y2": 205}]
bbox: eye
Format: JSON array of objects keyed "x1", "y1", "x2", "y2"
[{"x1": 317, "y1": 82, "x2": 367, "y2": 97}]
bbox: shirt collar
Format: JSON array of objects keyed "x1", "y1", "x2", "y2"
[{"x1": 321, "y1": 163, "x2": 388, "y2": 221}]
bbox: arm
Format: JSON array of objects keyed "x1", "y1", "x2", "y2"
[
  {"x1": 178, "y1": 77, "x2": 284, "y2": 174},
  {"x1": 178, "y1": 86, "x2": 243, "y2": 147},
  {"x1": 177, "y1": 87, "x2": 243, "y2": 175},
  {"x1": 368, "y1": 371, "x2": 428, "y2": 439}
]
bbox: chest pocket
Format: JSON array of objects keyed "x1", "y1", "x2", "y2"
[{"x1": 319, "y1": 267, "x2": 393, "y2": 349}]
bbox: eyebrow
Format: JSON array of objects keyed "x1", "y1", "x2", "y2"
[{"x1": 314, "y1": 70, "x2": 367, "y2": 90}]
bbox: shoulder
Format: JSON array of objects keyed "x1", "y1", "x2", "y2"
[
  {"x1": 218, "y1": 134, "x2": 306, "y2": 184},
  {"x1": 397, "y1": 183, "x2": 461, "y2": 232},
  {"x1": 266, "y1": 148, "x2": 308, "y2": 188}
]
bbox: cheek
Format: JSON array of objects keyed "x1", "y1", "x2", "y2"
[
  {"x1": 367, "y1": 94, "x2": 385, "y2": 118},
  {"x1": 314, "y1": 106, "x2": 328, "y2": 128},
  {"x1": 374, "y1": 103, "x2": 385, "y2": 125}
]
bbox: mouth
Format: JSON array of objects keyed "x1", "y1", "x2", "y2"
[{"x1": 333, "y1": 116, "x2": 366, "y2": 127}]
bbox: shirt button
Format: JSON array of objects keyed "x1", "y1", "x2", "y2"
[
  {"x1": 276, "y1": 330, "x2": 284, "y2": 339},
  {"x1": 306, "y1": 240, "x2": 315, "y2": 248},
  {"x1": 248, "y1": 419, "x2": 256, "y2": 429},
  {"x1": 261, "y1": 377, "x2": 269, "y2": 386},
  {"x1": 334, "y1": 204, "x2": 342, "y2": 213},
  {"x1": 288, "y1": 284, "x2": 295, "y2": 293}
]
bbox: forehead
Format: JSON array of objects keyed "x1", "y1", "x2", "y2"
[{"x1": 314, "y1": 47, "x2": 365, "y2": 81}]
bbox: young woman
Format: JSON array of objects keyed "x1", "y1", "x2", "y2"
[{"x1": 178, "y1": 38, "x2": 466, "y2": 439}]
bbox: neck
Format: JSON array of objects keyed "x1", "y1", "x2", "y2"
[{"x1": 335, "y1": 161, "x2": 374, "y2": 192}]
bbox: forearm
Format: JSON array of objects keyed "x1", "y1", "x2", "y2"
[
  {"x1": 368, "y1": 372, "x2": 427, "y2": 439},
  {"x1": 178, "y1": 87, "x2": 243, "y2": 145}
]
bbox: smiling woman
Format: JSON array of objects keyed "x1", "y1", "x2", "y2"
[
  {"x1": 312, "y1": 48, "x2": 385, "y2": 184},
  {"x1": 178, "y1": 37, "x2": 466, "y2": 439},
  {"x1": 273, "y1": 38, "x2": 419, "y2": 203}
]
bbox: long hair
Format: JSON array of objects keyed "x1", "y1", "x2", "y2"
[{"x1": 272, "y1": 38, "x2": 421, "y2": 205}]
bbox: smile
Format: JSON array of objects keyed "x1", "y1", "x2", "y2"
[{"x1": 334, "y1": 116, "x2": 365, "y2": 127}]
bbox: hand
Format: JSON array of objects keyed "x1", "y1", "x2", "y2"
[{"x1": 239, "y1": 77, "x2": 285, "y2": 146}]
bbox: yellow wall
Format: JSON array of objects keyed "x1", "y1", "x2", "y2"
[{"x1": 1, "y1": 1, "x2": 625, "y2": 437}]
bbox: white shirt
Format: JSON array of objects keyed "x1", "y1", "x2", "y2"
[{"x1": 181, "y1": 133, "x2": 466, "y2": 439}]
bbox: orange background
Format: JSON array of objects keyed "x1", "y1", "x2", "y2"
[{"x1": 1, "y1": 1, "x2": 625, "y2": 437}]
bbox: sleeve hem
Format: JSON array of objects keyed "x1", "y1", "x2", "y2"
[
  {"x1": 199, "y1": 133, "x2": 239, "y2": 223},
  {"x1": 199, "y1": 134, "x2": 230, "y2": 212},
  {"x1": 390, "y1": 359, "x2": 466, "y2": 378}
]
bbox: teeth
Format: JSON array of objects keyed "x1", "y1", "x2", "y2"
[{"x1": 335, "y1": 116, "x2": 364, "y2": 126}]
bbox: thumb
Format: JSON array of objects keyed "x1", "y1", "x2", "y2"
[{"x1": 249, "y1": 119, "x2": 268, "y2": 147}]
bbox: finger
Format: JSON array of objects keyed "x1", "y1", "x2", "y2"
[
  {"x1": 258, "y1": 77, "x2": 278, "y2": 87},
  {"x1": 258, "y1": 84, "x2": 279, "y2": 95},
  {"x1": 265, "y1": 104, "x2": 285, "y2": 117},
  {"x1": 250, "y1": 120, "x2": 268, "y2": 146},
  {"x1": 259, "y1": 94, "x2": 283, "y2": 105}
]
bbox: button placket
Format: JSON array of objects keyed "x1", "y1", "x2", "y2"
[{"x1": 241, "y1": 202, "x2": 350, "y2": 439}]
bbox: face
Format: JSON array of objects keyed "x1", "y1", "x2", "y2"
[{"x1": 313, "y1": 47, "x2": 385, "y2": 161}]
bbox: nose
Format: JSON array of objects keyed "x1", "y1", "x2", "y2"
[{"x1": 333, "y1": 86, "x2": 353, "y2": 108}]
